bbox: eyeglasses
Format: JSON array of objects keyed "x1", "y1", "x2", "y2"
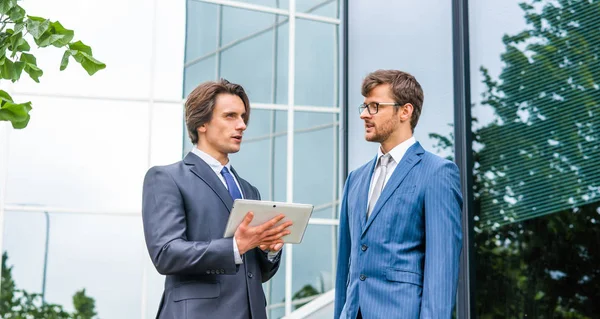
[{"x1": 358, "y1": 102, "x2": 401, "y2": 115}]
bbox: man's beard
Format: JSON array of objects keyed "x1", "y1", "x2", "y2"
[{"x1": 366, "y1": 117, "x2": 399, "y2": 143}]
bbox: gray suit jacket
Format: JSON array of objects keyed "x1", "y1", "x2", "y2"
[{"x1": 142, "y1": 152, "x2": 281, "y2": 319}]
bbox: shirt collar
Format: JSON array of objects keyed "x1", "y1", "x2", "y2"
[
  {"x1": 377, "y1": 136, "x2": 416, "y2": 165},
  {"x1": 191, "y1": 147, "x2": 232, "y2": 174}
]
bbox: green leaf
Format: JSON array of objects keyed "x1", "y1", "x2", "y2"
[
  {"x1": 73, "y1": 51, "x2": 106, "y2": 75},
  {"x1": 0, "y1": 58, "x2": 15, "y2": 80},
  {"x1": 0, "y1": 95, "x2": 32, "y2": 129},
  {"x1": 8, "y1": 31, "x2": 30, "y2": 57},
  {"x1": 0, "y1": 0, "x2": 17, "y2": 15},
  {"x1": 68, "y1": 40, "x2": 92, "y2": 55},
  {"x1": 13, "y1": 61, "x2": 25, "y2": 81},
  {"x1": 25, "y1": 16, "x2": 50, "y2": 39},
  {"x1": 13, "y1": 22, "x2": 25, "y2": 34},
  {"x1": 7, "y1": 5, "x2": 25, "y2": 22},
  {"x1": 35, "y1": 21, "x2": 74, "y2": 48},
  {"x1": 20, "y1": 53, "x2": 43, "y2": 82},
  {"x1": 60, "y1": 50, "x2": 71, "y2": 71},
  {"x1": 15, "y1": 37, "x2": 30, "y2": 52},
  {"x1": 0, "y1": 90, "x2": 14, "y2": 103},
  {"x1": 48, "y1": 21, "x2": 74, "y2": 47},
  {"x1": 19, "y1": 52, "x2": 36, "y2": 65},
  {"x1": 534, "y1": 291, "x2": 545, "y2": 300}
]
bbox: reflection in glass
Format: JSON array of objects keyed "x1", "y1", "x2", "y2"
[
  {"x1": 291, "y1": 224, "x2": 336, "y2": 309},
  {"x1": 469, "y1": 1, "x2": 600, "y2": 317}
]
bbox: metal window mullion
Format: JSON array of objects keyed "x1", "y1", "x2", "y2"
[
  {"x1": 330, "y1": 0, "x2": 341, "y2": 289},
  {"x1": 265, "y1": 3, "x2": 280, "y2": 315},
  {"x1": 216, "y1": 4, "x2": 223, "y2": 79},
  {"x1": 284, "y1": 0, "x2": 296, "y2": 315},
  {"x1": 192, "y1": 0, "x2": 289, "y2": 16},
  {"x1": 452, "y1": 0, "x2": 475, "y2": 317}
]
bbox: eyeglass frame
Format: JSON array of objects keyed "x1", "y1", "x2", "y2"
[{"x1": 358, "y1": 102, "x2": 402, "y2": 115}]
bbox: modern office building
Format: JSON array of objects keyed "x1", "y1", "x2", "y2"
[{"x1": 0, "y1": 0, "x2": 598, "y2": 318}]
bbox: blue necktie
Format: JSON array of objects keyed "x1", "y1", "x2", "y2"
[{"x1": 220, "y1": 167, "x2": 243, "y2": 200}]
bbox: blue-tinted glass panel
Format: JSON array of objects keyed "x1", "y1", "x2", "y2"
[
  {"x1": 184, "y1": 56, "x2": 216, "y2": 97},
  {"x1": 295, "y1": 19, "x2": 337, "y2": 107},
  {"x1": 294, "y1": 112, "x2": 338, "y2": 213},
  {"x1": 185, "y1": 1, "x2": 218, "y2": 62},
  {"x1": 230, "y1": 110, "x2": 287, "y2": 201},
  {"x1": 291, "y1": 224, "x2": 336, "y2": 309}
]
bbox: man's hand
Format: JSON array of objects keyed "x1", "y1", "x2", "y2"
[
  {"x1": 259, "y1": 242, "x2": 284, "y2": 252},
  {"x1": 235, "y1": 212, "x2": 293, "y2": 255}
]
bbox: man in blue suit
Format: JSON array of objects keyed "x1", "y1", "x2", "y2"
[
  {"x1": 142, "y1": 79, "x2": 292, "y2": 319},
  {"x1": 334, "y1": 70, "x2": 463, "y2": 319}
]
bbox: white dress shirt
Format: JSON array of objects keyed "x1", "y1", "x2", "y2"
[
  {"x1": 191, "y1": 147, "x2": 277, "y2": 264},
  {"x1": 367, "y1": 136, "x2": 417, "y2": 215}
]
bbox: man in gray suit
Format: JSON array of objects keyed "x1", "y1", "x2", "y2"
[{"x1": 142, "y1": 79, "x2": 292, "y2": 319}]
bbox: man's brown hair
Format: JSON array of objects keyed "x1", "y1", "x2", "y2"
[
  {"x1": 361, "y1": 69, "x2": 424, "y2": 132},
  {"x1": 185, "y1": 79, "x2": 251, "y2": 144}
]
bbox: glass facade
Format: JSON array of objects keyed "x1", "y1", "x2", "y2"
[
  {"x1": 469, "y1": 0, "x2": 600, "y2": 317},
  {"x1": 183, "y1": 0, "x2": 341, "y2": 317}
]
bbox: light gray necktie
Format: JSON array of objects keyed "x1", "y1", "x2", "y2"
[{"x1": 367, "y1": 153, "x2": 392, "y2": 217}]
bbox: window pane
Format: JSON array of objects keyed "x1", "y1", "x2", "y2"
[
  {"x1": 291, "y1": 223, "x2": 336, "y2": 309},
  {"x1": 184, "y1": 56, "x2": 216, "y2": 97},
  {"x1": 219, "y1": 7, "x2": 288, "y2": 104},
  {"x1": 294, "y1": 112, "x2": 339, "y2": 218},
  {"x1": 295, "y1": 19, "x2": 338, "y2": 107},
  {"x1": 230, "y1": 110, "x2": 287, "y2": 201},
  {"x1": 185, "y1": 1, "x2": 218, "y2": 62}
]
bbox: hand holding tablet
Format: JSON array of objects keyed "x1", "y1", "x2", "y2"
[{"x1": 224, "y1": 199, "x2": 314, "y2": 244}]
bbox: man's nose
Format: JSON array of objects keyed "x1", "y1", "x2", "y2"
[
  {"x1": 360, "y1": 108, "x2": 371, "y2": 120},
  {"x1": 237, "y1": 119, "x2": 247, "y2": 131}
]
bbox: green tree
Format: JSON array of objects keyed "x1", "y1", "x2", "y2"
[
  {"x1": 72, "y1": 289, "x2": 96, "y2": 319},
  {"x1": 0, "y1": 0, "x2": 105, "y2": 129},
  {"x1": 0, "y1": 252, "x2": 99, "y2": 318}
]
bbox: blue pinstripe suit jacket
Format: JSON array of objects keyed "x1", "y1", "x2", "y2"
[{"x1": 334, "y1": 142, "x2": 463, "y2": 319}]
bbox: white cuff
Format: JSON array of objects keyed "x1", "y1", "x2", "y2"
[{"x1": 233, "y1": 237, "x2": 243, "y2": 264}]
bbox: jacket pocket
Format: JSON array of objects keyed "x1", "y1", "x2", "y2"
[
  {"x1": 173, "y1": 281, "x2": 220, "y2": 301},
  {"x1": 385, "y1": 269, "x2": 423, "y2": 287}
]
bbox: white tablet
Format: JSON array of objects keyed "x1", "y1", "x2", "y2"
[{"x1": 223, "y1": 199, "x2": 314, "y2": 244}]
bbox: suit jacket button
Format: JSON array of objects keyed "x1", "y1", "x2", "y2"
[
  {"x1": 248, "y1": 272, "x2": 254, "y2": 278},
  {"x1": 361, "y1": 244, "x2": 368, "y2": 251},
  {"x1": 359, "y1": 274, "x2": 366, "y2": 281},
  {"x1": 211, "y1": 270, "x2": 216, "y2": 274},
  {"x1": 206, "y1": 270, "x2": 211, "y2": 274}
]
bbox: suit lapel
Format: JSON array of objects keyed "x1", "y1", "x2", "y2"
[
  {"x1": 361, "y1": 142, "x2": 424, "y2": 237},
  {"x1": 358, "y1": 156, "x2": 378, "y2": 231},
  {"x1": 184, "y1": 153, "x2": 234, "y2": 211}
]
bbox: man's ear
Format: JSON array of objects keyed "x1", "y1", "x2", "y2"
[
  {"x1": 400, "y1": 103, "x2": 413, "y2": 122},
  {"x1": 197, "y1": 124, "x2": 207, "y2": 134}
]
